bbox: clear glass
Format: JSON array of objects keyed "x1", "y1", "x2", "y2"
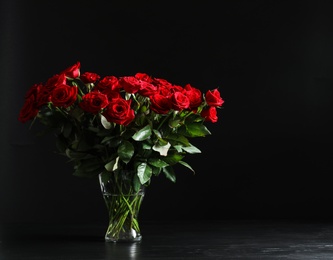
[{"x1": 99, "y1": 172, "x2": 145, "y2": 243}]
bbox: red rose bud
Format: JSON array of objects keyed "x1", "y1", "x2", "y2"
[
  {"x1": 201, "y1": 106, "x2": 218, "y2": 123},
  {"x1": 205, "y1": 89, "x2": 224, "y2": 107},
  {"x1": 61, "y1": 61, "x2": 81, "y2": 79},
  {"x1": 80, "y1": 72, "x2": 101, "y2": 84}
]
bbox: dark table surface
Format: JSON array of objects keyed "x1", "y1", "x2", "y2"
[{"x1": 2, "y1": 219, "x2": 333, "y2": 259}]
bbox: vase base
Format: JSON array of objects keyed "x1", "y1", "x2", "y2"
[
  {"x1": 105, "y1": 235, "x2": 142, "y2": 243},
  {"x1": 105, "y1": 228, "x2": 142, "y2": 243}
]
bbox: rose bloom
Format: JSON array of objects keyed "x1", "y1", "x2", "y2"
[
  {"x1": 51, "y1": 84, "x2": 78, "y2": 108},
  {"x1": 135, "y1": 72, "x2": 153, "y2": 83},
  {"x1": 152, "y1": 78, "x2": 173, "y2": 88},
  {"x1": 170, "y1": 91, "x2": 190, "y2": 110},
  {"x1": 80, "y1": 72, "x2": 101, "y2": 84},
  {"x1": 201, "y1": 106, "x2": 218, "y2": 123},
  {"x1": 157, "y1": 84, "x2": 173, "y2": 97},
  {"x1": 102, "y1": 98, "x2": 135, "y2": 126},
  {"x1": 36, "y1": 86, "x2": 52, "y2": 108},
  {"x1": 61, "y1": 61, "x2": 81, "y2": 79},
  {"x1": 205, "y1": 88, "x2": 224, "y2": 107},
  {"x1": 45, "y1": 73, "x2": 67, "y2": 89},
  {"x1": 18, "y1": 95, "x2": 39, "y2": 123},
  {"x1": 102, "y1": 90, "x2": 122, "y2": 101},
  {"x1": 183, "y1": 84, "x2": 202, "y2": 110},
  {"x1": 23, "y1": 83, "x2": 50, "y2": 108},
  {"x1": 119, "y1": 76, "x2": 142, "y2": 94},
  {"x1": 79, "y1": 92, "x2": 109, "y2": 114},
  {"x1": 24, "y1": 83, "x2": 40, "y2": 99},
  {"x1": 95, "y1": 76, "x2": 120, "y2": 92},
  {"x1": 169, "y1": 85, "x2": 184, "y2": 94},
  {"x1": 138, "y1": 81, "x2": 158, "y2": 97},
  {"x1": 149, "y1": 93, "x2": 172, "y2": 114}
]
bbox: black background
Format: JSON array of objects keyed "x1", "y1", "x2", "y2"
[{"x1": 1, "y1": 0, "x2": 333, "y2": 226}]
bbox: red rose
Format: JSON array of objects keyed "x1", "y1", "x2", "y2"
[
  {"x1": 18, "y1": 95, "x2": 39, "y2": 123},
  {"x1": 95, "y1": 76, "x2": 120, "y2": 92},
  {"x1": 24, "y1": 83, "x2": 49, "y2": 108},
  {"x1": 158, "y1": 85, "x2": 173, "y2": 97},
  {"x1": 135, "y1": 72, "x2": 153, "y2": 83},
  {"x1": 61, "y1": 61, "x2": 81, "y2": 79},
  {"x1": 80, "y1": 72, "x2": 101, "y2": 84},
  {"x1": 24, "y1": 83, "x2": 40, "y2": 99},
  {"x1": 79, "y1": 92, "x2": 109, "y2": 114},
  {"x1": 201, "y1": 106, "x2": 218, "y2": 123},
  {"x1": 119, "y1": 76, "x2": 141, "y2": 94},
  {"x1": 102, "y1": 98, "x2": 135, "y2": 126},
  {"x1": 45, "y1": 74, "x2": 67, "y2": 89},
  {"x1": 152, "y1": 78, "x2": 173, "y2": 88},
  {"x1": 103, "y1": 90, "x2": 122, "y2": 101},
  {"x1": 138, "y1": 81, "x2": 158, "y2": 97},
  {"x1": 51, "y1": 84, "x2": 78, "y2": 108},
  {"x1": 183, "y1": 84, "x2": 202, "y2": 110},
  {"x1": 205, "y1": 89, "x2": 224, "y2": 107},
  {"x1": 38, "y1": 74, "x2": 68, "y2": 107},
  {"x1": 149, "y1": 94, "x2": 171, "y2": 114},
  {"x1": 36, "y1": 86, "x2": 52, "y2": 107},
  {"x1": 170, "y1": 91, "x2": 190, "y2": 111},
  {"x1": 169, "y1": 85, "x2": 184, "y2": 94}
]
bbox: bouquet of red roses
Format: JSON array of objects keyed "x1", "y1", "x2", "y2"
[{"x1": 18, "y1": 61, "x2": 224, "y2": 187}]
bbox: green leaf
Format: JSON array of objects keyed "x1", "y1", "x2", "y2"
[
  {"x1": 137, "y1": 142, "x2": 153, "y2": 158},
  {"x1": 162, "y1": 153, "x2": 184, "y2": 165},
  {"x1": 62, "y1": 120, "x2": 73, "y2": 138},
  {"x1": 72, "y1": 136, "x2": 94, "y2": 152},
  {"x1": 105, "y1": 157, "x2": 119, "y2": 172},
  {"x1": 121, "y1": 128, "x2": 137, "y2": 140},
  {"x1": 173, "y1": 145, "x2": 183, "y2": 153},
  {"x1": 168, "y1": 118, "x2": 180, "y2": 128},
  {"x1": 151, "y1": 165, "x2": 162, "y2": 176},
  {"x1": 132, "y1": 125, "x2": 152, "y2": 141},
  {"x1": 178, "y1": 160, "x2": 195, "y2": 173},
  {"x1": 65, "y1": 149, "x2": 95, "y2": 160},
  {"x1": 142, "y1": 142, "x2": 152, "y2": 150},
  {"x1": 118, "y1": 141, "x2": 134, "y2": 164},
  {"x1": 73, "y1": 159, "x2": 103, "y2": 178},
  {"x1": 165, "y1": 133, "x2": 190, "y2": 146},
  {"x1": 137, "y1": 162, "x2": 152, "y2": 184},
  {"x1": 96, "y1": 128, "x2": 114, "y2": 137},
  {"x1": 185, "y1": 123, "x2": 211, "y2": 137},
  {"x1": 101, "y1": 136, "x2": 122, "y2": 147},
  {"x1": 55, "y1": 134, "x2": 68, "y2": 153},
  {"x1": 100, "y1": 171, "x2": 112, "y2": 183},
  {"x1": 148, "y1": 158, "x2": 169, "y2": 168},
  {"x1": 153, "y1": 142, "x2": 171, "y2": 156},
  {"x1": 101, "y1": 114, "x2": 112, "y2": 129},
  {"x1": 69, "y1": 106, "x2": 84, "y2": 121},
  {"x1": 162, "y1": 166, "x2": 176, "y2": 183},
  {"x1": 153, "y1": 129, "x2": 162, "y2": 138},
  {"x1": 181, "y1": 144, "x2": 201, "y2": 154},
  {"x1": 133, "y1": 174, "x2": 142, "y2": 192},
  {"x1": 157, "y1": 138, "x2": 169, "y2": 146}
]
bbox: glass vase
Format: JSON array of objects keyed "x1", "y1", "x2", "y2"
[{"x1": 99, "y1": 171, "x2": 145, "y2": 243}]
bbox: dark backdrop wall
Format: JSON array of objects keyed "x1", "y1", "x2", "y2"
[{"x1": 1, "y1": 0, "x2": 333, "y2": 225}]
